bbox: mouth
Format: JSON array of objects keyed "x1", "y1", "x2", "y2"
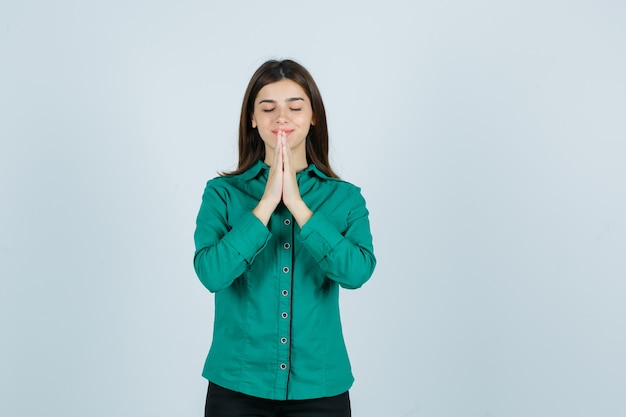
[{"x1": 271, "y1": 129, "x2": 294, "y2": 136}]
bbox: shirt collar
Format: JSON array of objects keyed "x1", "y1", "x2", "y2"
[
  {"x1": 237, "y1": 160, "x2": 331, "y2": 181},
  {"x1": 237, "y1": 160, "x2": 268, "y2": 181},
  {"x1": 302, "y1": 163, "x2": 331, "y2": 180}
]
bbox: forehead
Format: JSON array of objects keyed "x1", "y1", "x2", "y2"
[{"x1": 255, "y1": 79, "x2": 309, "y2": 102}]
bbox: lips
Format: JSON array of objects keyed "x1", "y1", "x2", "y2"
[{"x1": 271, "y1": 129, "x2": 294, "y2": 136}]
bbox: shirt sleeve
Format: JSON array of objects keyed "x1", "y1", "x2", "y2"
[
  {"x1": 298, "y1": 187, "x2": 376, "y2": 289},
  {"x1": 193, "y1": 180, "x2": 272, "y2": 292}
]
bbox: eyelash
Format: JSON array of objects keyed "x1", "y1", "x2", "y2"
[{"x1": 262, "y1": 108, "x2": 302, "y2": 113}]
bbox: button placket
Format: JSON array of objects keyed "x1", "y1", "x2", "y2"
[{"x1": 276, "y1": 209, "x2": 293, "y2": 380}]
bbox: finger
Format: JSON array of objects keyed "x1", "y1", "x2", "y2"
[
  {"x1": 273, "y1": 133, "x2": 282, "y2": 169},
  {"x1": 279, "y1": 131, "x2": 285, "y2": 153},
  {"x1": 282, "y1": 132, "x2": 295, "y2": 173},
  {"x1": 280, "y1": 133, "x2": 289, "y2": 169}
]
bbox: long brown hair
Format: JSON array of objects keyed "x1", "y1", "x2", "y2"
[{"x1": 224, "y1": 59, "x2": 338, "y2": 178}]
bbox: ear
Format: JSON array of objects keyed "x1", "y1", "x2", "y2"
[
  {"x1": 251, "y1": 116, "x2": 257, "y2": 128},
  {"x1": 311, "y1": 115, "x2": 316, "y2": 126}
]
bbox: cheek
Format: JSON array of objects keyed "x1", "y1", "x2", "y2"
[
  {"x1": 295, "y1": 112, "x2": 314, "y2": 125},
  {"x1": 254, "y1": 115, "x2": 271, "y2": 128}
]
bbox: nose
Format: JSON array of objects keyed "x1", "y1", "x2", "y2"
[{"x1": 277, "y1": 107, "x2": 288, "y2": 123}]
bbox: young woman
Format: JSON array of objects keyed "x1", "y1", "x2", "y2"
[{"x1": 193, "y1": 59, "x2": 376, "y2": 417}]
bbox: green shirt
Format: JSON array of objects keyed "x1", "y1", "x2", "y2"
[{"x1": 193, "y1": 160, "x2": 376, "y2": 400}]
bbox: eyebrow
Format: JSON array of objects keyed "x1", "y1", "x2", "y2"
[{"x1": 258, "y1": 97, "x2": 305, "y2": 104}]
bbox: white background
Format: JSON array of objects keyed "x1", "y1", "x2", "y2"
[{"x1": 1, "y1": 1, "x2": 625, "y2": 416}]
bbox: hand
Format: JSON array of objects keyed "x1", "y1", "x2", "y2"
[
  {"x1": 280, "y1": 132, "x2": 313, "y2": 226},
  {"x1": 280, "y1": 132, "x2": 301, "y2": 209},
  {"x1": 253, "y1": 132, "x2": 312, "y2": 226},
  {"x1": 265, "y1": 133, "x2": 285, "y2": 207},
  {"x1": 252, "y1": 134, "x2": 283, "y2": 225}
]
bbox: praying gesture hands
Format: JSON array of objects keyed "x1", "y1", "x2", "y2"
[{"x1": 253, "y1": 131, "x2": 313, "y2": 227}]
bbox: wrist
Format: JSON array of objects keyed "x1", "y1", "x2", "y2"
[
  {"x1": 253, "y1": 199, "x2": 278, "y2": 226},
  {"x1": 287, "y1": 200, "x2": 313, "y2": 227}
]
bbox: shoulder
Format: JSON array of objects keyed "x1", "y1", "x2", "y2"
[
  {"x1": 204, "y1": 167, "x2": 256, "y2": 190},
  {"x1": 206, "y1": 174, "x2": 237, "y2": 187},
  {"x1": 200, "y1": 174, "x2": 243, "y2": 202},
  {"x1": 203, "y1": 175, "x2": 231, "y2": 191},
  {"x1": 321, "y1": 176, "x2": 363, "y2": 195},
  {"x1": 334, "y1": 180, "x2": 363, "y2": 199},
  {"x1": 308, "y1": 165, "x2": 363, "y2": 193},
  {"x1": 311, "y1": 176, "x2": 368, "y2": 210}
]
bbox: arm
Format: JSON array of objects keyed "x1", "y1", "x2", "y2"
[
  {"x1": 193, "y1": 182, "x2": 272, "y2": 293},
  {"x1": 297, "y1": 188, "x2": 376, "y2": 289}
]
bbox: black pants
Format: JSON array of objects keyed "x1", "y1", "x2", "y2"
[{"x1": 205, "y1": 382, "x2": 351, "y2": 417}]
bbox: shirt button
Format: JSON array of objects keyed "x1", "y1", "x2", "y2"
[
  {"x1": 281, "y1": 290, "x2": 289, "y2": 297},
  {"x1": 282, "y1": 266, "x2": 289, "y2": 273},
  {"x1": 280, "y1": 363, "x2": 287, "y2": 370},
  {"x1": 281, "y1": 312, "x2": 288, "y2": 319},
  {"x1": 283, "y1": 242, "x2": 291, "y2": 250},
  {"x1": 284, "y1": 219, "x2": 291, "y2": 226},
  {"x1": 281, "y1": 337, "x2": 288, "y2": 344}
]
